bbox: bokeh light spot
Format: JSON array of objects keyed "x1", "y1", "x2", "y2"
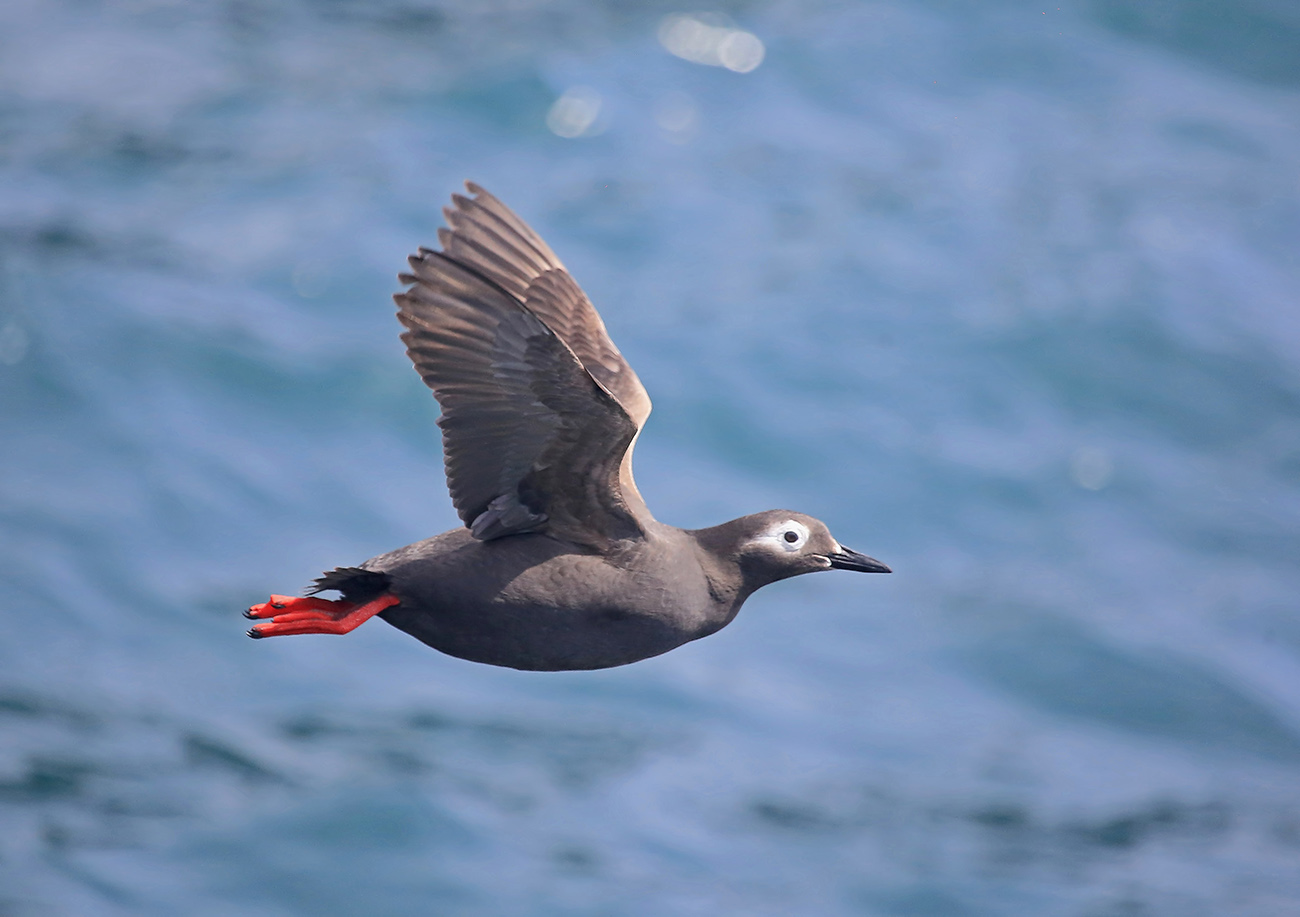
[
  {"x1": 546, "y1": 86, "x2": 603, "y2": 139},
  {"x1": 654, "y1": 91, "x2": 699, "y2": 141},
  {"x1": 658, "y1": 13, "x2": 765, "y2": 73}
]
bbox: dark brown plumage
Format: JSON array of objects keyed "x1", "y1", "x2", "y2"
[{"x1": 246, "y1": 183, "x2": 889, "y2": 670}]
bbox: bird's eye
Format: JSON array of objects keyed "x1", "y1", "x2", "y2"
[{"x1": 761, "y1": 520, "x2": 809, "y2": 554}]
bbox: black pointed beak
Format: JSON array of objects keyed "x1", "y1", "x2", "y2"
[{"x1": 825, "y1": 547, "x2": 891, "y2": 574}]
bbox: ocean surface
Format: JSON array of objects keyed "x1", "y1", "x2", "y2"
[{"x1": 2, "y1": 0, "x2": 1299, "y2": 913}]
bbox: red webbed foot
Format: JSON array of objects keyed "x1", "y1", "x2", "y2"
[
  {"x1": 246, "y1": 593, "x2": 400, "y2": 639},
  {"x1": 244, "y1": 595, "x2": 338, "y2": 620}
]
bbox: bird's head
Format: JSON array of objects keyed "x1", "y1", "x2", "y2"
[{"x1": 704, "y1": 509, "x2": 891, "y2": 591}]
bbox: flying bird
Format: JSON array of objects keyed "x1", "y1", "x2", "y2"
[{"x1": 245, "y1": 184, "x2": 890, "y2": 670}]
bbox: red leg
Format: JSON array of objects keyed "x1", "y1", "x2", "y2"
[{"x1": 247, "y1": 593, "x2": 400, "y2": 639}]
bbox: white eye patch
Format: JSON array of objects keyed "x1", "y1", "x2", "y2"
[{"x1": 752, "y1": 520, "x2": 810, "y2": 553}]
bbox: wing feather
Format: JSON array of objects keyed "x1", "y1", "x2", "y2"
[
  {"x1": 436, "y1": 183, "x2": 653, "y2": 430},
  {"x1": 395, "y1": 250, "x2": 642, "y2": 547}
]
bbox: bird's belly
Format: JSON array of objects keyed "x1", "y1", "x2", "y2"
[{"x1": 380, "y1": 597, "x2": 698, "y2": 671}]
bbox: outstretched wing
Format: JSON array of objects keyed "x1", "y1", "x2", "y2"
[
  {"x1": 395, "y1": 250, "x2": 643, "y2": 548},
  {"x1": 433, "y1": 182, "x2": 653, "y2": 429}
]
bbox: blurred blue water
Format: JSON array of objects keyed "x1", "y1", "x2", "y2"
[{"x1": 2, "y1": 0, "x2": 1300, "y2": 913}]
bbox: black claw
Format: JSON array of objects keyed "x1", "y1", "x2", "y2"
[
  {"x1": 271, "y1": 602, "x2": 285, "y2": 609},
  {"x1": 247, "y1": 628, "x2": 264, "y2": 639},
  {"x1": 244, "y1": 608, "x2": 257, "y2": 619}
]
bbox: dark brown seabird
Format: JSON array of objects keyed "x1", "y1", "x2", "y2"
[{"x1": 246, "y1": 183, "x2": 890, "y2": 671}]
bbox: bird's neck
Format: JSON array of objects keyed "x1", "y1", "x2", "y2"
[{"x1": 685, "y1": 525, "x2": 758, "y2": 636}]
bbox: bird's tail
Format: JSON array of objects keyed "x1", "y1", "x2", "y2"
[{"x1": 307, "y1": 567, "x2": 393, "y2": 603}]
